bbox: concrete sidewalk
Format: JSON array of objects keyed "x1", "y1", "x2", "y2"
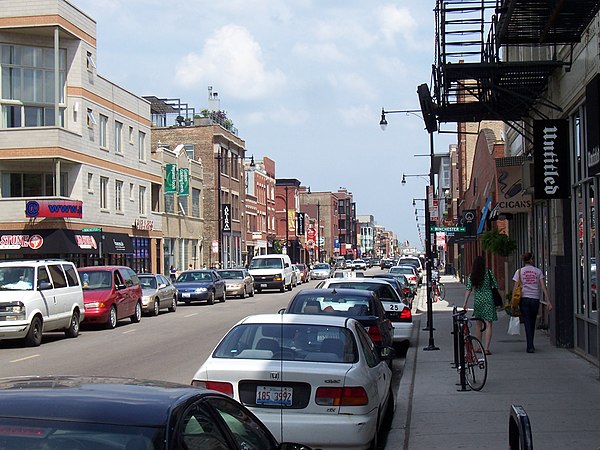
[{"x1": 386, "y1": 275, "x2": 600, "y2": 450}]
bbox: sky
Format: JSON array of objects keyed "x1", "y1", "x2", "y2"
[{"x1": 72, "y1": 0, "x2": 455, "y2": 250}]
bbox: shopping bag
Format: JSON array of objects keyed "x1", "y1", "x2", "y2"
[
  {"x1": 508, "y1": 316, "x2": 521, "y2": 336},
  {"x1": 512, "y1": 269, "x2": 522, "y2": 308}
]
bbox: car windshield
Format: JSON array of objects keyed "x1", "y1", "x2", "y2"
[
  {"x1": 176, "y1": 271, "x2": 212, "y2": 282},
  {"x1": 288, "y1": 292, "x2": 373, "y2": 316},
  {"x1": 326, "y1": 281, "x2": 401, "y2": 302},
  {"x1": 79, "y1": 270, "x2": 111, "y2": 290},
  {"x1": 213, "y1": 323, "x2": 357, "y2": 363},
  {"x1": 218, "y1": 270, "x2": 243, "y2": 279},
  {"x1": 390, "y1": 267, "x2": 414, "y2": 274},
  {"x1": 313, "y1": 264, "x2": 330, "y2": 270},
  {"x1": 0, "y1": 267, "x2": 34, "y2": 291},
  {"x1": 249, "y1": 258, "x2": 283, "y2": 269},
  {"x1": 138, "y1": 276, "x2": 157, "y2": 289},
  {"x1": 0, "y1": 417, "x2": 162, "y2": 449}
]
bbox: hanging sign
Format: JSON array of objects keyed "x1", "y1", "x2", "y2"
[{"x1": 533, "y1": 119, "x2": 570, "y2": 199}]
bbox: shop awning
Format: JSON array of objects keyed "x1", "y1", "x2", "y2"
[
  {"x1": 0, "y1": 229, "x2": 99, "y2": 255},
  {"x1": 102, "y1": 232, "x2": 134, "y2": 254}
]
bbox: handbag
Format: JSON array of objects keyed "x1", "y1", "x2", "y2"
[
  {"x1": 489, "y1": 270, "x2": 503, "y2": 307},
  {"x1": 511, "y1": 269, "x2": 522, "y2": 316},
  {"x1": 508, "y1": 315, "x2": 521, "y2": 335}
]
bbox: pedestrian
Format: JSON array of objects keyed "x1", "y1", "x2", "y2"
[
  {"x1": 512, "y1": 252, "x2": 553, "y2": 353},
  {"x1": 188, "y1": 264, "x2": 193, "y2": 270},
  {"x1": 169, "y1": 265, "x2": 177, "y2": 283},
  {"x1": 463, "y1": 255, "x2": 497, "y2": 355}
]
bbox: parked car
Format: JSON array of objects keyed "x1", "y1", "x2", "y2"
[
  {"x1": 390, "y1": 265, "x2": 419, "y2": 287},
  {"x1": 291, "y1": 266, "x2": 300, "y2": 288},
  {"x1": 351, "y1": 259, "x2": 367, "y2": 271},
  {"x1": 0, "y1": 375, "x2": 309, "y2": 450},
  {"x1": 248, "y1": 254, "x2": 294, "y2": 293},
  {"x1": 78, "y1": 266, "x2": 142, "y2": 329},
  {"x1": 192, "y1": 314, "x2": 393, "y2": 450},
  {"x1": 217, "y1": 268, "x2": 255, "y2": 298},
  {"x1": 380, "y1": 258, "x2": 394, "y2": 269},
  {"x1": 282, "y1": 288, "x2": 394, "y2": 358},
  {"x1": 371, "y1": 273, "x2": 416, "y2": 307},
  {"x1": 309, "y1": 263, "x2": 332, "y2": 280},
  {"x1": 333, "y1": 256, "x2": 347, "y2": 269},
  {"x1": 294, "y1": 263, "x2": 310, "y2": 283},
  {"x1": 138, "y1": 273, "x2": 177, "y2": 315},
  {"x1": 174, "y1": 270, "x2": 226, "y2": 305},
  {"x1": 0, "y1": 260, "x2": 84, "y2": 347},
  {"x1": 397, "y1": 257, "x2": 423, "y2": 284},
  {"x1": 316, "y1": 278, "x2": 413, "y2": 349}
]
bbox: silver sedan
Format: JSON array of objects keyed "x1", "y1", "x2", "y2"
[
  {"x1": 138, "y1": 274, "x2": 178, "y2": 316},
  {"x1": 217, "y1": 269, "x2": 255, "y2": 298},
  {"x1": 309, "y1": 263, "x2": 333, "y2": 280}
]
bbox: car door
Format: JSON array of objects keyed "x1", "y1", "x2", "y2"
[
  {"x1": 46, "y1": 264, "x2": 70, "y2": 326},
  {"x1": 355, "y1": 323, "x2": 389, "y2": 412},
  {"x1": 113, "y1": 269, "x2": 130, "y2": 318},
  {"x1": 212, "y1": 271, "x2": 225, "y2": 298},
  {"x1": 158, "y1": 275, "x2": 171, "y2": 306}
]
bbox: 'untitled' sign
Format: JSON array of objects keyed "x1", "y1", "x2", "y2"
[{"x1": 533, "y1": 119, "x2": 570, "y2": 199}]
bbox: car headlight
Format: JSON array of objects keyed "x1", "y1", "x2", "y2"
[
  {"x1": 1, "y1": 302, "x2": 25, "y2": 320},
  {"x1": 228, "y1": 283, "x2": 242, "y2": 289},
  {"x1": 194, "y1": 287, "x2": 208, "y2": 293},
  {"x1": 85, "y1": 302, "x2": 104, "y2": 309}
]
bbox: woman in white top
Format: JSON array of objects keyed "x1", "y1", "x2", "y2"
[{"x1": 512, "y1": 252, "x2": 553, "y2": 353}]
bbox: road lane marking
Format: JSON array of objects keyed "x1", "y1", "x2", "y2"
[
  {"x1": 122, "y1": 329, "x2": 137, "y2": 334},
  {"x1": 185, "y1": 313, "x2": 199, "y2": 318},
  {"x1": 11, "y1": 354, "x2": 39, "y2": 363}
]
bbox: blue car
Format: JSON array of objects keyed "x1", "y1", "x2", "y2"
[
  {"x1": 0, "y1": 376, "x2": 311, "y2": 450},
  {"x1": 174, "y1": 270, "x2": 226, "y2": 305}
]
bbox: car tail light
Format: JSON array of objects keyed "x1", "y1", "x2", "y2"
[
  {"x1": 400, "y1": 307, "x2": 412, "y2": 321},
  {"x1": 315, "y1": 386, "x2": 368, "y2": 406},
  {"x1": 367, "y1": 325, "x2": 382, "y2": 344},
  {"x1": 191, "y1": 380, "x2": 233, "y2": 396}
]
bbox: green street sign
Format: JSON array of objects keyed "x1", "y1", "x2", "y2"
[
  {"x1": 431, "y1": 226, "x2": 466, "y2": 232},
  {"x1": 81, "y1": 227, "x2": 101, "y2": 233}
]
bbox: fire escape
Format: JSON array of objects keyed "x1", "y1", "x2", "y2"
[{"x1": 432, "y1": 0, "x2": 600, "y2": 140}]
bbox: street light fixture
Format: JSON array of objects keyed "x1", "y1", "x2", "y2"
[{"x1": 402, "y1": 173, "x2": 429, "y2": 185}]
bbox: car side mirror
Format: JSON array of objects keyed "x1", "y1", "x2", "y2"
[
  {"x1": 159, "y1": 283, "x2": 166, "y2": 288},
  {"x1": 116, "y1": 283, "x2": 126, "y2": 290},
  {"x1": 285, "y1": 263, "x2": 290, "y2": 268},
  {"x1": 278, "y1": 308, "x2": 286, "y2": 314},
  {"x1": 38, "y1": 281, "x2": 53, "y2": 291},
  {"x1": 380, "y1": 346, "x2": 396, "y2": 360}
]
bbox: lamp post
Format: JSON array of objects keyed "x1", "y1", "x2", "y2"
[{"x1": 380, "y1": 99, "x2": 439, "y2": 351}]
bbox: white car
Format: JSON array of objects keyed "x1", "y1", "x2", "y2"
[
  {"x1": 389, "y1": 265, "x2": 419, "y2": 287},
  {"x1": 192, "y1": 314, "x2": 394, "y2": 450},
  {"x1": 316, "y1": 278, "x2": 413, "y2": 346},
  {"x1": 351, "y1": 259, "x2": 367, "y2": 271},
  {"x1": 309, "y1": 263, "x2": 333, "y2": 280}
]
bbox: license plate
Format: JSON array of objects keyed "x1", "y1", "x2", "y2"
[
  {"x1": 182, "y1": 293, "x2": 191, "y2": 298},
  {"x1": 260, "y1": 283, "x2": 268, "y2": 288},
  {"x1": 256, "y1": 386, "x2": 293, "y2": 406}
]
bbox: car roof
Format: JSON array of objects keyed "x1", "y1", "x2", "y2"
[
  {"x1": 238, "y1": 313, "x2": 353, "y2": 327},
  {"x1": 77, "y1": 266, "x2": 128, "y2": 271},
  {"x1": 0, "y1": 376, "x2": 215, "y2": 426},
  {"x1": 392, "y1": 265, "x2": 416, "y2": 271},
  {"x1": 292, "y1": 287, "x2": 375, "y2": 298},
  {"x1": 322, "y1": 277, "x2": 395, "y2": 286}
]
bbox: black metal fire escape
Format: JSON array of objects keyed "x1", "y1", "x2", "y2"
[{"x1": 432, "y1": 0, "x2": 600, "y2": 138}]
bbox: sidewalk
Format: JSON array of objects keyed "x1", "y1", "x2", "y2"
[{"x1": 386, "y1": 275, "x2": 600, "y2": 450}]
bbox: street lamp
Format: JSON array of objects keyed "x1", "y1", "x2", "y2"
[{"x1": 402, "y1": 173, "x2": 429, "y2": 185}]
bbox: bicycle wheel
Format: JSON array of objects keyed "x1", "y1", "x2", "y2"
[
  {"x1": 464, "y1": 336, "x2": 487, "y2": 391},
  {"x1": 438, "y1": 282, "x2": 446, "y2": 300}
]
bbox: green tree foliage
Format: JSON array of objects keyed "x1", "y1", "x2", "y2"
[{"x1": 480, "y1": 229, "x2": 517, "y2": 257}]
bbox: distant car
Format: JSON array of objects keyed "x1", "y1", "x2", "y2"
[
  {"x1": 192, "y1": 314, "x2": 393, "y2": 450},
  {"x1": 283, "y1": 288, "x2": 394, "y2": 357},
  {"x1": 0, "y1": 375, "x2": 309, "y2": 450},
  {"x1": 390, "y1": 265, "x2": 419, "y2": 287},
  {"x1": 351, "y1": 259, "x2": 367, "y2": 271},
  {"x1": 316, "y1": 278, "x2": 413, "y2": 348},
  {"x1": 217, "y1": 268, "x2": 255, "y2": 298},
  {"x1": 138, "y1": 273, "x2": 178, "y2": 316},
  {"x1": 294, "y1": 263, "x2": 310, "y2": 283},
  {"x1": 175, "y1": 270, "x2": 226, "y2": 305},
  {"x1": 398, "y1": 257, "x2": 423, "y2": 283},
  {"x1": 78, "y1": 266, "x2": 143, "y2": 329},
  {"x1": 380, "y1": 259, "x2": 394, "y2": 269},
  {"x1": 309, "y1": 263, "x2": 332, "y2": 280},
  {"x1": 291, "y1": 266, "x2": 300, "y2": 288},
  {"x1": 372, "y1": 273, "x2": 415, "y2": 306}
]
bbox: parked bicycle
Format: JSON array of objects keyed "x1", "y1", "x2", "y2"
[
  {"x1": 431, "y1": 273, "x2": 445, "y2": 302},
  {"x1": 453, "y1": 309, "x2": 488, "y2": 390}
]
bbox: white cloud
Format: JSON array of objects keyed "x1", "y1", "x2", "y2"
[
  {"x1": 175, "y1": 25, "x2": 286, "y2": 100},
  {"x1": 377, "y1": 5, "x2": 419, "y2": 46}
]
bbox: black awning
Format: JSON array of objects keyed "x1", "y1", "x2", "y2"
[
  {"x1": 102, "y1": 232, "x2": 134, "y2": 254},
  {"x1": 0, "y1": 229, "x2": 99, "y2": 255}
]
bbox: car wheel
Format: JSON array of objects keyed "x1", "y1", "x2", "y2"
[
  {"x1": 207, "y1": 291, "x2": 215, "y2": 305},
  {"x1": 131, "y1": 301, "x2": 142, "y2": 323},
  {"x1": 280, "y1": 284, "x2": 285, "y2": 293},
  {"x1": 24, "y1": 316, "x2": 43, "y2": 347},
  {"x1": 106, "y1": 305, "x2": 117, "y2": 329},
  {"x1": 220, "y1": 289, "x2": 226, "y2": 303},
  {"x1": 240, "y1": 287, "x2": 247, "y2": 299},
  {"x1": 168, "y1": 296, "x2": 177, "y2": 312},
  {"x1": 368, "y1": 408, "x2": 381, "y2": 450},
  {"x1": 152, "y1": 297, "x2": 160, "y2": 316},
  {"x1": 64, "y1": 311, "x2": 80, "y2": 338}
]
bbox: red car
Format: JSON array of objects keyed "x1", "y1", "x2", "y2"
[
  {"x1": 294, "y1": 263, "x2": 310, "y2": 283},
  {"x1": 78, "y1": 266, "x2": 143, "y2": 329}
]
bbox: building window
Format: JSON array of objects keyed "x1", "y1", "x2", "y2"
[
  {"x1": 232, "y1": 193, "x2": 239, "y2": 220},
  {"x1": 1, "y1": 172, "x2": 66, "y2": 197},
  {"x1": 115, "y1": 180, "x2": 123, "y2": 212},
  {"x1": 129, "y1": 126, "x2": 134, "y2": 144},
  {"x1": 139, "y1": 185, "x2": 146, "y2": 215},
  {"x1": 184, "y1": 144, "x2": 195, "y2": 160},
  {"x1": 100, "y1": 176, "x2": 109, "y2": 209},
  {"x1": 221, "y1": 149, "x2": 229, "y2": 175},
  {"x1": 138, "y1": 131, "x2": 146, "y2": 161},
  {"x1": 86, "y1": 51, "x2": 96, "y2": 70},
  {"x1": 114, "y1": 121, "x2": 123, "y2": 153},
  {"x1": 192, "y1": 188, "x2": 201, "y2": 217},
  {"x1": 87, "y1": 173, "x2": 93, "y2": 192},
  {"x1": 87, "y1": 109, "x2": 96, "y2": 128},
  {"x1": 165, "y1": 193, "x2": 175, "y2": 214},
  {"x1": 129, "y1": 183, "x2": 134, "y2": 201},
  {"x1": 99, "y1": 114, "x2": 108, "y2": 148},
  {"x1": 0, "y1": 44, "x2": 66, "y2": 129}
]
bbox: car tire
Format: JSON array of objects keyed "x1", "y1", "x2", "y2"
[
  {"x1": 220, "y1": 290, "x2": 226, "y2": 303},
  {"x1": 152, "y1": 298, "x2": 160, "y2": 316},
  {"x1": 207, "y1": 291, "x2": 215, "y2": 305},
  {"x1": 256, "y1": 287, "x2": 261, "y2": 294},
  {"x1": 131, "y1": 301, "x2": 142, "y2": 323},
  {"x1": 280, "y1": 284, "x2": 285, "y2": 293},
  {"x1": 240, "y1": 287, "x2": 247, "y2": 299},
  {"x1": 64, "y1": 311, "x2": 80, "y2": 338},
  {"x1": 368, "y1": 409, "x2": 380, "y2": 450},
  {"x1": 107, "y1": 305, "x2": 117, "y2": 329},
  {"x1": 24, "y1": 316, "x2": 43, "y2": 347},
  {"x1": 168, "y1": 296, "x2": 177, "y2": 312}
]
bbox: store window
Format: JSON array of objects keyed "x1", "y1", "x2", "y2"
[{"x1": 1, "y1": 172, "x2": 67, "y2": 197}]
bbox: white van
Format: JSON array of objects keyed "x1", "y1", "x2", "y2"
[
  {"x1": 248, "y1": 254, "x2": 294, "y2": 293},
  {"x1": 0, "y1": 260, "x2": 85, "y2": 346}
]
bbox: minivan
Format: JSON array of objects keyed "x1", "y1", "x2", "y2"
[
  {"x1": 0, "y1": 260, "x2": 85, "y2": 347},
  {"x1": 248, "y1": 254, "x2": 293, "y2": 293}
]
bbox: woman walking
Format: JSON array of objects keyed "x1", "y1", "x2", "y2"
[
  {"x1": 463, "y1": 256, "x2": 498, "y2": 355},
  {"x1": 512, "y1": 253, "x2": 553, "y2": 353}
]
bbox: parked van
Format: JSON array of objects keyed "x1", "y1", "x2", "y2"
[
  {"x1": 248, "y1": 254, "x2": 294, "y2": 293},
  {"x1": 333, "y1": 256, "x2": 347, "y2": 269},
  {"x1": 0, "y1": 260, "x2": 85, "y2": 347}
]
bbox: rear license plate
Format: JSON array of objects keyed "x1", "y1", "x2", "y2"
[
  {"x1": 182, "y1": 293, "x2": 191, "y2": 298},
  {"x1": 260, "y1": 283, "x2": 268, "y2": 288},
  {"x1": 256, "y1": 386, "x2": 293, "y2": 406}
]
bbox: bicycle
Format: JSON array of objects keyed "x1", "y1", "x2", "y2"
[
  {"x1": 453, "y1": 309, "x2": 487, "y2": 391},
  {"x1": 431, "y1": 279, "x2": 446, "y2": 302}
]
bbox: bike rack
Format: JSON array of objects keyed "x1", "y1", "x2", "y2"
[
  {"x1": 453, "y1": 308, "x2": 469, "y2": 392},
  {"x1": 451, "y1": 305, "x2": 459, "y2": 369},
  {"x1": 509, "y1": 404, "x2": 533, "y2": 449}
]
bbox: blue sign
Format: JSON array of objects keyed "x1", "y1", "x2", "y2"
[
  {"x1": 334, "y1": 239, "x2": 340, "y2": 249},
  {"x1": 477, "y1": 195, "x2": 492, "y2": 234}
]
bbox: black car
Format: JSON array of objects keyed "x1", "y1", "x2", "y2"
[
  {"x1": 371, "y1": 273, "x2": 415, "y2": 308},
  {"x1": 174, "y1": 270, "x2": 226, "y2": 305},
  {"x1": 0, "y1": 376, "x2": 309, "y2": 450},
  {"x1": 380, "y1": 258, "x2": 394, "y2": 269},
  {"x1": 282, "y1": 288, "x2": 394, "y2": 358}
]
